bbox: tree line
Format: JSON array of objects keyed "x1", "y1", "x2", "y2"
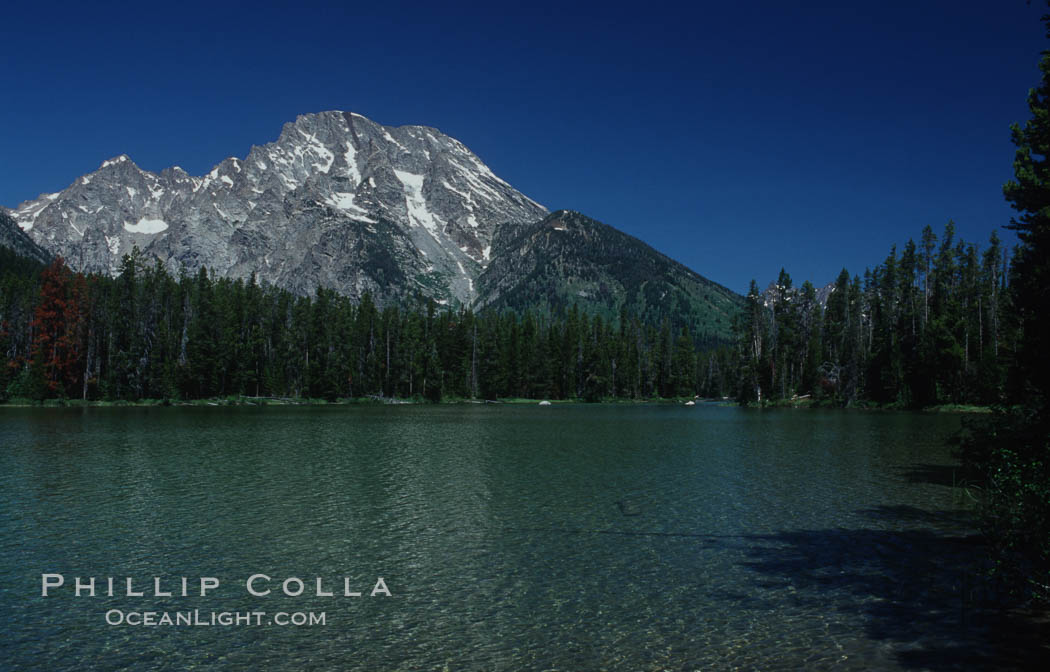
[
  {"x1": 0, "y1": 219, "x2": 1020, "y2": 407},
  {"x1": 733, "y1": 222, "x2": 1016, "y2": 408},
  {"x1": 1, "y1": 248, "x2": 720, "y2": 403}
]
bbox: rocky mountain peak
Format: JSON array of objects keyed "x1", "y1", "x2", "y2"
[{"x1": 8, "y1": 111, "x2": 547, "y2": 304}]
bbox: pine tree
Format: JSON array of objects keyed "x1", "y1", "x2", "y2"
[
  {"x1": 185, "y1": 266, "x2": 219, "y2": 397},
  {"x1": 958, "y1": 5, "x2": 1050, "y2": 604},
  {"x1": 737, "y1": 279, "x2": 765, "y2": 402},
  {"x1": 1003, "y1": 26, "x2": 1050, "y2": 404},
  {"x1": 798, "y1": 280, "x2": 822, "y2": 397}
]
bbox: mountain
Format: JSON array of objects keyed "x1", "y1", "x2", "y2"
[
  {"x1": 761, "y1": 279, "x2": 835, "y2": 308},
  {"x1": 475, "y1": 210, "x2": 741, "y2": 340},
  {"x1": 0, "y1": 209, "x2": 51, "y2": 265},
  {"x1": 6, "y1": 112, "x2": 742, "y2": 337},
  {"x1": 8, "y1": 111, "x2": 546, "y2": 304}
]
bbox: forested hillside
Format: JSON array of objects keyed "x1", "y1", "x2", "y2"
[{"x1": 474, "y1": 210, "x2": 741, "y2": 343}]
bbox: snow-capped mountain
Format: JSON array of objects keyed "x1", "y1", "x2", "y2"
[{"x1": 9, "y1": 111, "x2": 547, "y2": 304}]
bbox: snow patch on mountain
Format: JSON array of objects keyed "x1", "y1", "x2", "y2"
[
  {"x1": 324, "y1": 192, "x2": 375, "y2": 222},
  {"x1": 394, "y1": 170, "x2": 441, "y2": 235},
  {"x1": 124, "y1": 218, "x2": 168, "y2": 234}
]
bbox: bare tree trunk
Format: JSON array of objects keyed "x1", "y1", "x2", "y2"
[
  {"x1": 978, "y1": 295, "x2": 983, "y2": 357},
  {"x1": 82, "y1": 326, "x2": 94, "y2": 400},
  {"x1": 470, "y1": 323, "x2": 478, "y2": 399}
]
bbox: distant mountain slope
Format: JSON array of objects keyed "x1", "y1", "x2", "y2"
[
  {"x1": 474, "y1": 210, "x2": 742, "y2": 341},
  {"x1": 0, "y1": 209, "x2": 51, "y2": 264}
]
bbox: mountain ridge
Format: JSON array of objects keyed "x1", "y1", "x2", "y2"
[
  {"x1": 6, "y1": 112, "x2": 741, "y2": 339},
  {"x1": 476, "y1": 210, "x2": 741, "y2": 340},
  {"x1": 9, "y1": 111, "x2": 547, "y2": 304},
  {"x1": 0, "y1": 209, "x2": 51, "y2": 265}
]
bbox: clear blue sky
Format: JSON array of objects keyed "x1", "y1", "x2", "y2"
[{"x1": 1, "y1": 1, "x2": 1044, "y2": 293}]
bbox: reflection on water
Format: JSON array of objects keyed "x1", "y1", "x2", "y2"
[{"x1": 0, "y1": 405, "x2": 1035, "y2": 670}]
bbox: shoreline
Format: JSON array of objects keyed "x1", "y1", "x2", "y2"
[
  {"x1": 744, "y1": 398, "x2": 994, "y2": 414},
  {"x1": 0, "y1": 395, "x2": 993, "y2": 413}
]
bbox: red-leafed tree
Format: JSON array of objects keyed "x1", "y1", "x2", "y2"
[{"x1": 29, "y1": 258, "x2": 88, "y2": 397}]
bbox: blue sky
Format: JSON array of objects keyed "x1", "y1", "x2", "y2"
[{"x1": 1, "y1": 1, "x2": 1044, "y2": 293}]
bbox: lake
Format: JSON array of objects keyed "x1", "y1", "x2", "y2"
[{"x1": 0, "y1": 404, "x2": 1018, "y2": 670}]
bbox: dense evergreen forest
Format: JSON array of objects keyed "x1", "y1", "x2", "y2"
[
  {"x1": 734, "y1": 222, "x2": 1015, "y2": 408},
  {"x1": 0, "y1": 247, "x2": 712, "y2": 403},
  {"x1": 0, "y1": 218, "x2": 1017, "y2": 408}
]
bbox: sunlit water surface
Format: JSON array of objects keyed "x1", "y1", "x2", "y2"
[{"x1": 1, "y1": 405, "x2": 1003, "y2": 670}]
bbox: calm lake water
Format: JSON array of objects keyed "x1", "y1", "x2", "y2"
[{"x1": 0, "y1": 404, "x2": 1018, "y2": 670}]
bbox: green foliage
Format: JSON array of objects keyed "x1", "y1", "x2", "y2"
[
  {"x1": 956, "y1": 408, "x2": 1050, "y2": 602},
  {"x1": 734, "y1": 223, "x2": 1013, "y2": 409},
  {"x1": 475, "y1": 211, "x2": 742, "y2": 347},
  {"x1": 957, "y1": 4, "x2": 1050, "y2": 606},
  {"x1": 0, "y1": 245, "x2": 46, "y2": 401},
  {"x1": 0, "y1": 255, "x2": 721, "y2": 404}
]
